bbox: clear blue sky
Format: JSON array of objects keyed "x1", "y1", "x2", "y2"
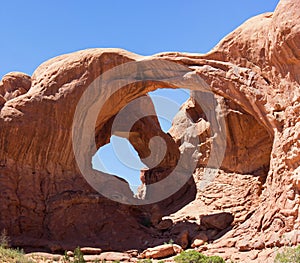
[
  {"x1": 0, "y1": 1, "x2": 279, "y2": 78},
  {"x1": 0, "y1": 1, "x2": 279, "y2": 192}
]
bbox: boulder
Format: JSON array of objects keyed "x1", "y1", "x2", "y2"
[
  {"x1": 200, "y1": 212, "x2": 234, "y2": 230},
  {"x1": 96, "y1": 252, "x2": 131, "y2": 261},
  {"x1": 82, "y1": 252, "x2": 131, "y2": 262},
  {"x1": 191, "y1": 232, "x2": 208, "y2": 248},
  {"x1": 140, "y1": 244, "x2": 183, "y2": 259},
  {"x1": 80, "y1": 247, "x2": 102, "y2": 255},
  {"x1": 156, "y1": 219, "x2": 173, "y2": 230},
  {"x1": 176, "y1": 230, "x2": 189, "y2": 249}
]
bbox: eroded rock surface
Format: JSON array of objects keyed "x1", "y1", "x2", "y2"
[{"x1": 0, "y1": 0, "x2": 299, "y2": 261}]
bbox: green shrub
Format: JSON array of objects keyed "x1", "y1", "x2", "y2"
[
  {"x1": 0, "y1": 229, "x2": 10, "y2": 248},
  {"x1": 0, "y1": 229, "x2": 33, "y2": 263},
  {"x1": 0, "y1": 246, "x2": 34, "y2": 263},
  {"x1": 205, "y1": 255, "x2": 226, "y2": 263},
  {"x1": 174, "y1": 250, "x2": 225, "y2": 263},
  {"x1": 275, "y1": 245, "x2": 300, "y2": 263},
  {"x1": 174, "y1": 250, "x2": 206, "y2": 263},
  {"x1": 63, "y1": 250, "x2": 70, "y2": 262},
  {"x1": 164, "y1": 239, "x2": 174, "y2": 245},
  {"x1": 73, "y1": 247, "x2": 85, "y2": 263}
]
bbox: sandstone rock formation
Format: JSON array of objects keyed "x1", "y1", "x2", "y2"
[
  {"x1": 0, "y1": 0, "x2": 299, "y2": 261},
  {"x1": 140, "y1": 244, "x2": 183, "y2": 259},
  {"x1": 0, "y1": 72, "x2": 31, "y2": 102}
]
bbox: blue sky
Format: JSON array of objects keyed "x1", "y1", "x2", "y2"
[
  {"x1": 0, "y1": 1, "x2": 279, "y2": 191},
  {"x1": 0, "y1": 1, "x2": 279, "y2": 78}
]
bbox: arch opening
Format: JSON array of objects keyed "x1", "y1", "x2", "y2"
[
  {"x1": 92, "y1": 135, "x2": 147, "y2": 194},
  {"x1": 92, "y1": 88, "x2": 190, "y2": 196}
]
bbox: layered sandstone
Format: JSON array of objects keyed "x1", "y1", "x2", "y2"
[{"x1": 0, "y1": 0, "x2": 299, "y2": 261}]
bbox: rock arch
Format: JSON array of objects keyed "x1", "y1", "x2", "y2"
[{"x1": 0, "y1": 0, "x2": 299, "y2": 259}]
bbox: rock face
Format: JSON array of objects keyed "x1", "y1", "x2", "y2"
[
  {"x1": 0, "y1": 0, "x2": 299, "y2": 261},
  {"x1": 169, "y1": 92, "x2": 273, "y2": 175}
]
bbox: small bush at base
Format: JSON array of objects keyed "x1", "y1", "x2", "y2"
[
  {"x1": 63, "y1": 247, "x2": 86, "y2": 263},
  {"x1": 174, "y1": 250, "x2": 225, "y2": 263},
  {"x1": 205, "y1": 256, "x2": 226, "y2": 263},
  {"x1": 275, "y1": 245, "x2": 300, "y2": 263},
  {"x1": 0, "y1": 246, "x2": 34, "y2": 263},
  {"x1": 73, "y1": 247, "x2": 85, "y2": 263},
  {"x1": 0, "y1": 229, "x2": 10, "y2": 248}
]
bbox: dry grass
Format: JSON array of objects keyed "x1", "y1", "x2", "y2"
[{"x1": 0, "y1": 246, "x2": 34, "y2": 263}]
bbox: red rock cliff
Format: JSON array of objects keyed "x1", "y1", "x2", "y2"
[{"x1": 0, "y1": 0, "x2": 299, "y2": 258}]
